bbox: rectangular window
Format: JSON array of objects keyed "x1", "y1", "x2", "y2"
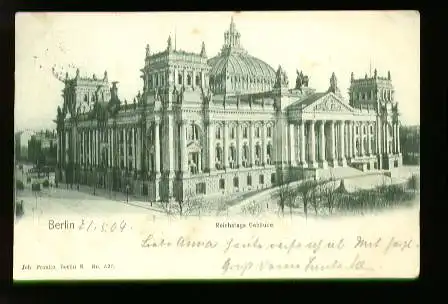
[
  {"x1": 271, "y1": 173, "x2": 276, "y2": 184},
  {"x1": 233, "y1": 177, "x2": 239, "y2": 188},
  {"x1": 247, "y1": 175, "x2": 252, "y2": 186},
  {"x1": 196, "y1": 182, "x2": 206, "y2": 195},
  {"x1": 259, "y1": 174, "x2": 264, "y2": 184},
  {"x1": 219, "y1": 178, "x2": 225, "y2": 189}
]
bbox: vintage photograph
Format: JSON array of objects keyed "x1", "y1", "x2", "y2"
[{"x1": 14, "y1": 11, "x2": 420, "y2": 280}]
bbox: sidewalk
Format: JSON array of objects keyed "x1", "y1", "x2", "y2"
[{"x1": 56, "y1": 182, "x2": 166, "y2": 213}]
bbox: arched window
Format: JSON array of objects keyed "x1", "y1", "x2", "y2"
[
  {"x1": 267, "y1": 126, "x2": 272, "y2": 137},
  {"x1": 229, "y1": 146, "x2": 236, "y2": 169},
  {"x1": 255, "y1": 127, "x2": 260, "y2": 138},
  {"x1": 243, "y1": 126, "x2": 248, "y2": 139},
  {"x1": 196, "y1": 75, "x2": 201, "y2": 86},
  {"x1": 187, "y1": 75, "x2": 192, "y2": 86},
  {"x1": 242, "y1": 144, "x2": 249, "y2": 167},
  {"x1": 178, "y1": 74, "x2": 182, "y2": 85},
  {"x1": 84, "y1": 94, "x2": 88, "y2": 102},
  {"x1": 187, "y1": 124, "x2": 199, "y2": 141},
  {"x1": 266, "y1": 144, "x2": 272, "y2": 165},
  {"x1": 215, "y1": 126, "x2": 221, "y2": 139},
  {"x1": 215, "y1": 145, "x2": 223, "y2": 170},
  {"x1": 230, "y1": 126, "x2": 236, "y2": 139}
]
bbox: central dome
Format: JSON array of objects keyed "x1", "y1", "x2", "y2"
[{"x1": 208, "y1": 17, "x2": 276, "y2": 95}]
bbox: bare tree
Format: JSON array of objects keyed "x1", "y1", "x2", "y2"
[
  {"x1": 216, "y1": 196, "x2": 229, "y2": 217},
  {"x1": 295, "y1": 179, "x2": 319, "y2": 219},
  {"x1": 321, "y1": 180, "x2": 338, "y2": 215},
  {"x1": 165, "y1": 191, "x2": 207, "y2": 219},
  {"x1": 241, "y1": 200, "x2": 263, "y2": 217}
]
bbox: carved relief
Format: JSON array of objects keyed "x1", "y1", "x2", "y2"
[{"x1": 311, "y1": 96, "x2": 347, "y2": 112}]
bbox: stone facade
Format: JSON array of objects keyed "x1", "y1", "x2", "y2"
[{"x1": 55, "y1": 18, "x2": 402, "y2": 202}]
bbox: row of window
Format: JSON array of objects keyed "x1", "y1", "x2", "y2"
[
  {"x1": 215, "y1": 125, "x2": 272, "y2": 140},
  {"x1": 354, "y1": 90, "x2": 393, "y2": 101},
  {"x1": 148, "y1": 73, "x2": 202, "y2": 88},
  {"x1": 196, "y1": 173, "x2": 276, "y2": 194}
]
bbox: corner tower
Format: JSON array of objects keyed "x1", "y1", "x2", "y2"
[
  {"x1": 349, "y1": 69, "x2": 395, "y2": 109},
  {"x1": 141, "y1": 36, "x2": 211, "y2": 107}
]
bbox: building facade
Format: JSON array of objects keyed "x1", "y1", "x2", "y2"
[
  {"x1": 28, "y1": 130, "x2": 58, "y2": 167},
  {"x1": 55, "y1": 18, "x2": 402, "y2": 202}
]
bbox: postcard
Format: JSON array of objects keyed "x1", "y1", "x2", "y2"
[{"x1": 14, "y1": 11, "x2": 420, "y2": 280}]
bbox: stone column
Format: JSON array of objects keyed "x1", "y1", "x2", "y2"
[
  {"x1": 308, "y1": 120, "x2": 317, "y2": 168},
  {"x1": 107, "y1": 129, "x2": 111, "y2": 167},
  {"x1": 180, "y1": 120, "x2": 188, "y2": 174},
  {"x1": 367, "y1": 123, "x2": 372, "y2": 155},
  {"x1": 261, "y1": 122, "x2": 266, "y2": 165},
  {"x1": 223, "y1": 121, "x2": 229, "y2": 169},
  {"x1": 345, "y1": 122, "x2": 350, "y2": 159},
  {"x1": 91, "y1": 130, "x2": 94, "y2": 166},
  {"x1": 283, "y1": 121, "x2": 289, "y2": 166},
  {"x1": 250, "y1": 122, "x2": 255, "y2": 166},
  {"x1": 167, "y1": 115, "x2": 175, "y2": 176},
  {"x1": 236, "y1": 122, "x2": 242, "y2": 168},
  {"x1": 95, "y1": 129, "x2": 99, "y2": 166},
  {"x1": 123, "y1": 128, "x2": 128, "y2": 169},
  {"x1": 319, "y1": 120, "x2": 327, "y2": 168},
  {"x1": 329, "y1": 121, "x2": 337, "y2": 167},
  {"x1": 347, "y1": 122, "x2": 352, "y2": 160},
  {"x1": 289, "y1": 123, "x2": 295, "y2": 166},
  {"x1": 111, "y1": 128, "x2": 115, "y2": 167},
  {"x1": 137, "y1": 127, "x2": 141, "y2": 171},
  {"x1": 383, "y1": 122, "x2": 387, "y2": 155},
  {"x1": 359, "y1": 123, "x2": 365, "y2": 157},
  {"x1": 339, "y1": 121, "x2": 346, "y2": 166},
  {"x1": 208, "y1": 121, "x2": 215, "y2": 171},
  {"x1": 299, "y1": 121, "x2": 307, "y2": 167},
  {"x1": 295, "y1": 124, "x2": 299, "y2": 165},
  {"x1": 376, "y1": 118, "x2": 382, "y2": 156},
  {"x1": 154, "y1": 120, "x2": 161, "y2": 175},
  {"x1": 131, "y1": 127, "x2": 135, "y2": 170},
  {"x1": 351, "y1": 122, "x2": 356, "y2": 158}
]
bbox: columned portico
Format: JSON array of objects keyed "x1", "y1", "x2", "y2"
[
  {"x1": 338, "y1": 120, "x2": 347, "y2": 167},
  {"x1": 318, "y1": 120, "x2": 327, "y2": 168},
  {"x1": 308, "y1": 120, "x2": 318, "y2": 168},
  {"x1": 330, "y1": 120, "x2": 337, "y2": 167}
]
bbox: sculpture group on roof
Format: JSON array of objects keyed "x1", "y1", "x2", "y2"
[{"x1": 295, "y1": 70, "x2": 309, "y2": 91}]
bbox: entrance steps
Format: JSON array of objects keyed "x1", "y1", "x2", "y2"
[{"x1": 315, "y1": 166, "x2": 376, "y2": 180}]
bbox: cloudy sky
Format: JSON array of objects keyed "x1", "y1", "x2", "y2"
[{"x1": 15, "y1": 11, "x2": 420, "y2": 131}]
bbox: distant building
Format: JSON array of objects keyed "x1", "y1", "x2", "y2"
[
  {"x1": 14, "y1": 130, "x2": 34, "y2": 161},
  {"x1": 28, "y1": 130, "x2": 57, "y2": 167},
  {"x1": 55, "y1": 18, "x2": 403, "y2": 202}
]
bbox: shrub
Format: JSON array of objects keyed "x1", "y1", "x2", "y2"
[
  {"x1": 42, "y1": 179, "x2": 50, "y2": 188},
  {"x1": 32, "y1": 182, "x2": 41, "y2": 192},
  {"x1": 16, "y1": 179, "x2": 24, "y2": 191}
]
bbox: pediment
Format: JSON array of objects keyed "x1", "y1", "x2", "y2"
[
  {"x1": 186, "y1": 141, "x2": 202, "y2": 152},
  {"x1": 303, "y1": 93, "x2": 354, "y2": 113}
]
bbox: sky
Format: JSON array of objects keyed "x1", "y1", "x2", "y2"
[{"x1": 15, "y1": 11, "x2": 420, "y2": 132}]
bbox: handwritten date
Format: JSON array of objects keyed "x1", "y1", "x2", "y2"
[{"x1": 78, "y1": 219, "x2": 130, "y2": 233}]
